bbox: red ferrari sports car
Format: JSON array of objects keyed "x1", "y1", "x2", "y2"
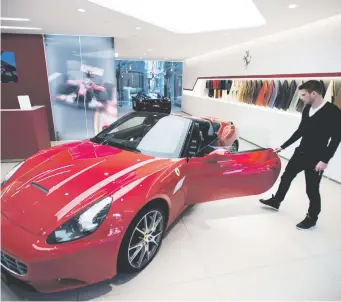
[{"x1": 1, "y1": 112, "x2": 281, "y2": 293}]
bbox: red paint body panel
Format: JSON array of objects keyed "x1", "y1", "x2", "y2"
[{"x1": 1, "y1": 114, "x2": 281, "y2": 293}]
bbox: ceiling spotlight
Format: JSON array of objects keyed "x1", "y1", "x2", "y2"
[
  {"x1": 143, "y1": 53, "x2": 146, "y2": 55},
  {"x1": 115, "y1": 52, "x2": 119, "y2": 58},
  {"x1": 288, "y1": 4, "x2": 297, "y2": 8},
  {"x1": 140, "y1": 56, "x2": 143, "y2": 59},
  {"x1": 223, "y1": 33, "x2": 230, "y2": 36},
  {"x1": 148, "y1": 48, "x2": 152, "y2": 51},
  {"x1": 136, "y1": 26, "x2": 141, "y2": 30},
  {"x1": 78, "y1": 8, "x2": 86, "y2": 12}
]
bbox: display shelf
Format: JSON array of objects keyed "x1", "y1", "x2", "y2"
[{"x1": 182, "y1": 93, "x2": 341, "y2": 183}]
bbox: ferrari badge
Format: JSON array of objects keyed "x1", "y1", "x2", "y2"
[{"x1": 175, "y1": 168, "x2": 180, "y2": 177}]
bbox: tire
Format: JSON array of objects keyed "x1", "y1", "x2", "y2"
[{"x1": 117, "y1": 204, "x2": 166, "y2": 273}]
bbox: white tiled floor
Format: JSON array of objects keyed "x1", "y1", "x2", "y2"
[{"x1": 1, "y1": 139, "x2": 341, "y2": 301}]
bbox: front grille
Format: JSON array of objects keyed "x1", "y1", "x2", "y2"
[{"x1": 1, "y1": 250, "x2": 27, "y2": 276}]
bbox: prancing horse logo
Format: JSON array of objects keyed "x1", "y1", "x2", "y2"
[{"x1": 175, "y1": 168, "x2": 180, "y2": 177}]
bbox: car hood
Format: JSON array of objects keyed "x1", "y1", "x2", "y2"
[{"x1": 1, "y1": 140, "x2": 172, "y2": 236}]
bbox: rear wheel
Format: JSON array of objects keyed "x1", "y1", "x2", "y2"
[{"x1": 117, "y1": 205, "x2": 166, "y2": 273}]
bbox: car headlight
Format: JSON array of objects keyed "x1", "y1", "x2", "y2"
[
  {"x1": 1, "y1": 161, "x2": 24, "y2": 187},
  {"x1": 46, "y1": 196, "x2": 113, "y2": 244}
]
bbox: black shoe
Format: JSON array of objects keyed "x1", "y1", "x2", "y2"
[
  {"x1": 259, "y1": 194, "x2": 280, "y2": 210},
  {"x1": 296, "y1": 215, "x2": 317, "y2": 230}
]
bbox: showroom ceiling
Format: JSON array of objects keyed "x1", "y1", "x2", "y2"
[{"x1": 1, "y1": 0, "x2": 341, "y2": 61}]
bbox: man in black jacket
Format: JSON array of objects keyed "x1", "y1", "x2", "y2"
[{"x1": 259, "y1": 80, "x2": 341, "y2": 230}]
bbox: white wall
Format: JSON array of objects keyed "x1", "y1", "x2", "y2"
[
  {"x1": 183, "y1": 15, "x2": 341, "y2": 90},
  {"x1": 182, "y1": 15, "x2": 341, "y2": 183}
]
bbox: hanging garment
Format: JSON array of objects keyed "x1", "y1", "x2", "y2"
[
  {"x1": 334, "y1": 86, "x2": 341, "y2": 109},
  {"x1": 255, "y1": 81, "x2": 268, "y2": 106},
  {"x1": 253, "y1": 80, "x2": 263, "y2": 105},
  {"x1": 247, "y1": 81, "x2": 253, "y2": 103},
  {"x1": 228, "y1": 80, "x2": 236, "y2": 101},
  {"x1": 289, "y1": 81, "x2": 303, "y2": 112},
  {"x1": 324, "y1": 80, "x2": 334, "y2": 103},
  {"x1": 282, "y1": 80, "x2": 297, "y2": 110},
  {"x1": 252, "y1": 81, "x2": 259, "y2": 104},
  {"x1": 233, "y1": 80, "x2": 242, "y2": 101},
  {"x1": 268, "y1": 80, "x2": 281, "y2": 108},
  {"x1": 264, "y1": 80, "x2": 275, "y2": 106},
  {"x1": 277, "y1": 80, "x2": 290, "y2": 109},
  {"x1": 243, "y1": 80, "x2": 249, "y2": 103},
  {"x1": 236, "y1": 81, "x2": 245, "y2": 102},
  {"x1": 333, "y1": 80, "x2": 341, "y2": 103},
  {"x1": 227, "y1": 80, "x2": 232, "y2": 94},
  {"x1": 246, "y1": 81, "x2": 254, "y2": 104},
  {"x1": 230, "y1": 80, "x2": 238, "y2": 101}
]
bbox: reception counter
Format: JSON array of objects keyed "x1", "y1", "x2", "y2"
[{"x1": 1, "y1": 106, "x2": 51, "y2": 161}]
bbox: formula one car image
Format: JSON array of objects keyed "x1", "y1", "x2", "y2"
[
  {"x1": 132, "y1": 91, "x2": 172, "y2": 114},
  {"x1": 1, "y1": 112, "x2": 281, "y2": 293},
  {"x1": 55, "y1": 72, "x2": 114, "y2": 110}
]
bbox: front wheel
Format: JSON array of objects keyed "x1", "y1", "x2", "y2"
[{"x1": 117, "y1": 206, "x2": 166, "y2": 273}]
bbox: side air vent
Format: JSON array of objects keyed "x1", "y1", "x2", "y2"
[{"x1": 31, "y1": 183, "x2": 49, "y2": 194}]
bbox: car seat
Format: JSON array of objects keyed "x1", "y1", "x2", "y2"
[{"x1": 187, "y1": 123, "x2": 203, "y2": 157}]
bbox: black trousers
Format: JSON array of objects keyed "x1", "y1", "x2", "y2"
[{"x1": 275, "y1": 150, "x2": 323, "y2": 221}]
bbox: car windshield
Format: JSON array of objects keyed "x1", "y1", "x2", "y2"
[
  {"x1": 143, "y1": 92, "x2": 162, "y2": 99},
  {"x1": 91, "y1": 112, "x2": 192, "y2": 158}
]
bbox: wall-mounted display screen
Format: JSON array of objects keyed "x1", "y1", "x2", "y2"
[{"x1": 1, "y1": 51, "x2": 18, "y2": 83}]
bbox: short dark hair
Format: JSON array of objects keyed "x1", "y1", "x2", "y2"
[{"x1": 299, "y1": 80, "x2": 323, "y2": 95}]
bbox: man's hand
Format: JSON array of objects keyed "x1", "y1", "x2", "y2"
[
  {"x1": 273, "y1": 147, "x2": 282, "y2": 153},
  {"x1": 315, "y1": 161, "x2": 328, "y2": 172}
]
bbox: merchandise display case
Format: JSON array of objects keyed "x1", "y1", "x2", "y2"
[{"x1": 183, "y1": 74, "x2": 341, "y2": 183}]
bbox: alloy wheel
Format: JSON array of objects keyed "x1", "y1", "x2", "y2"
[{"x1": 127, "y1": 210, "x2": 164, "y2": 269}]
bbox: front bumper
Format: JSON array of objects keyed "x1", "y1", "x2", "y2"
[{"x1": 1, "y1": 214, "x2": 121, "y2": 293}]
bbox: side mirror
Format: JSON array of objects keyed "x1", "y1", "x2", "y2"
[
  {"x1": 203, "y1": 149, "x2": 232, "y2": 164},
  {"x1": 102, "y1": 125, "x2": 108, "y2": 131}
]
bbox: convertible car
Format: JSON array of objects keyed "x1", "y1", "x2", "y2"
[
  {"x1": 1, "y1": 112, "x2": 281, "y2": 293},
  {"x1": 132, "y1": 91, "x2": 172, "y2": 114}
]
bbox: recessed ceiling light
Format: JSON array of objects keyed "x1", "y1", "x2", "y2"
[
  {"x1": 148, "y1": 48, "x2": 152, "y2": 51},
  {"x1": 288, "y1": 4, "x2": 297, "y2": 8},
  {"x1": 78, "y1": 8, "x2": 86, "y2": 12},
  {"x1": 136, "y1": 26, "x2": 141, "y2": 30},
  {"x1": 223, "y1": 33, "x2": 230, "y2": 36},
  {"x1": 143, "y1": 53, "x2": 146, "y2": 55},
  {"x1": 88, "y1": 0, "x2": 266, "y2": 33},
  {"x1": 140, "y1": 56, "x2": 143, "y2": 59},
  {"x1": 0, "y1": 25, "x2": 42, "y2": 30},
  {"x1": 0, "y1": 17, "x2": 30, "y2": 21},
  {"x1": 115, "y1": 52, "x2": 119, "y2": 58}
]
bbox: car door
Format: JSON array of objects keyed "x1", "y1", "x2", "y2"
[{"x1": 183, "y1": 147, "x2": 281, "y2": 205}]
